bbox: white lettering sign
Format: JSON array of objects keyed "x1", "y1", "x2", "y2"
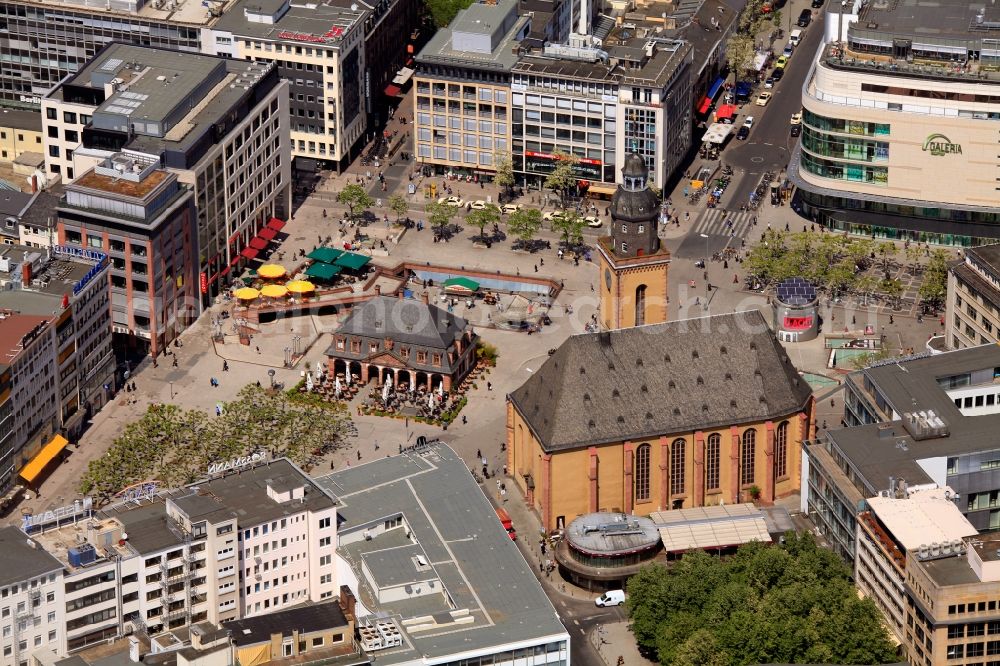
[
  {"x1": 208, "y1": 452, "x2": 266, "y2": 475},
  {"x1": 21, "y1": 497, "x2": 93, "y2": 533}
]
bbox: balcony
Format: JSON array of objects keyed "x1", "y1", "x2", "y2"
[{"x1": 824, "y1": 42, "x2": 1000, "y2": 83}]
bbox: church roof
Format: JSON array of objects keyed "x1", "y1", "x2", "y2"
[
  {"x1": 508, "y1": 311, "x2": 812, "y2": 452},
  {"x1": 621, "y1": 153, "x2": 647, "y2": 179},
  {"x1": 610, "y1": 186, "x2": 659, "y2": 222},
  {"x1": 326, "y1": 295, "x2": 468, "y2": 352}
]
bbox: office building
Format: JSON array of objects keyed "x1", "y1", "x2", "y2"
[
  {"x1": 0, "y1": 191, "x2": 35, "y2": 245},
  {"x1": 511, "y1": 29, "x2": 692, "y2": 191},
  {"x1": 412, "y1": 0, "x2": 527, "y2": 177},
  {"x1": 360, "y1": 0, "x2": 425, "y2": 130},
  {"x1": 804, "y1": 345, "x2": 1000, "y2": 562},
  {"x1": 508, "y1": 310, "x2": 815, "y2": 531},
  {"x1": 314, "y1": 442, "x2": 571, "y2": 665},
  {"x1": 210, "y1": 0, "x2": 369, "y2": 170},
  {"x1": 0, "y1": 244, "x2": 112, "y2": 493},
  {"x1": 855, "y1": 484, "x2": 976, "y2": 643},
  {"x1": 791, "y1": 0, "x2": 1000, "y2": 246},
  {"x1": 0, "y1": 110, "x2": 43, "y2": 167},
  {"x1": 23, "y1": 457, "x2": 338, "y2": 654},
  {"x1": 57, "y1": 153, "x2": 198, "y2": 357},
  {"x1": 947, "y1": 244, "x2": 1000, "y2": 349},
  {"x1": 43, "y1": 43, "x2": 291, "y2": 309}
]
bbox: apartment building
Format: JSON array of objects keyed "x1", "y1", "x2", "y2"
[
  {"x1": 511, "y1": 31, "x2": 692, "y2": 191},
  {"x1": 0, "y1": 526, "x2": 65, "y2": 666},
  {"x1": 804, "y1": 345, "x2": 1000, "y2": 562},
  {"x1": 412, "y1": 0, "x2": 528, "y2": 177},
  {"x1": 57, "y1": 153, "x2": 198, "y2": 357},
  {"x1": 22, "y1": 458, "x2": 338, "y2": 656},
  {"x1": 43, "y1": 43, "x2": 291, "y2": 310},
  {"x1": 0, "y1": 110, "x2": 43, "y2": 167},
  {"x1": 947, "y1": 244, "x2": 1000, "y2": 350},
  {"x1": 791, "y1": 0, "x2": 1000, "y2": 247},
  {"x1": 0, "y1": 245, "x2": 112, "y2": 493},
  {"x1": 855, "y1": 485, "x2": 976, "y2": 643},
  {"x1": 210, "y1": 0, "x2": 369, "y2": 170}
]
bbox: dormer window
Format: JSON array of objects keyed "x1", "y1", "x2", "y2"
[
  {"x1": 620, "y1": 242, "x2": 628, "y2": 253},
  {"x1": 638, "y1": 225, "x2": 644, "y2": 233},
  {"x1": 621, "y1": 224, "x2": 628, "y2": 233}
]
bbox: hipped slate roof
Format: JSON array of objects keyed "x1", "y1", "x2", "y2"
[
  {"x1": 328, "y1": 295, "x2": 468, "y2": 351},
  {"x1": 509, "y1": 311, "x2": 812, "y2": 452}
]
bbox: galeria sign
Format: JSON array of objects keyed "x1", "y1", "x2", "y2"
[
  {"x1": 208, "y1": 452, "x2": 266, "y2": 475},
  {"x1": 922, "y1": 133, "x2": 962, "y2": 156}
]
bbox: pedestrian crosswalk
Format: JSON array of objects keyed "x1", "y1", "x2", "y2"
[{"x1": 691, "y1": 209, "x2": 756, "y2": 238}]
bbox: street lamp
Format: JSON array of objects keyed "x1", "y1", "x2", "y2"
[
  {"x1": 268, "y1": 369, "x2": 276, "y2": 389},
  {"x1": 169, "y1": 381, "x2": 174, "y2": 400}
]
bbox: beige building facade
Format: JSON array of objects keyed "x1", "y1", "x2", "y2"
[{"x1": 947, "y1": 244, "x2": 1000, "y2": 349}]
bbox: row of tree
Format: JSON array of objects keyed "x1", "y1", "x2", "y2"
[
  {"x1": 746, "y1": 230, "x2": 950, "y2": 310},
  {"x1": 627, "y1": 533, "x2": 899, "y2": 665},
  {"x1": 79, "y1": 386, "x2": 351, "y2": 502}
]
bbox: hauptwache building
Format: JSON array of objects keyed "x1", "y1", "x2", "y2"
[
  {"x1": 791, "y1": 0, "x2": 1000, "y2": 246},
  {"x1": 506, "y1": 309, "x2": 816, "y2": 531}
]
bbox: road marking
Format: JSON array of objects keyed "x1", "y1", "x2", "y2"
[{"x1": 764, "y1": 142, "x2": 774, "y2": 146}]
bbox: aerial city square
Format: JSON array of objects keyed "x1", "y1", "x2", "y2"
[{"x1": 0, "y1": 0, "x2": 995, "y2": 662}]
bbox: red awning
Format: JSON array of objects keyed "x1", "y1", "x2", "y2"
[
  {"x1": 267, "y1": 217, "x2": 286, "y2": 231},
  {"x1": 384, "y1": 84, "x2": 401, "y2": 97},
  {"x1": 230, "y1": 254, "x2": 241, "y2": 266},
  {"x1": 698, "y1": 96, "x2": 712, "y2": 114},
  {"x1": 258, "y1": 227, "x2": 277, "y2": 241},
  {"x1": 716, "y1": 104, "x2": 737, "y2": 120},
  {"x1": 249, "y1": 237, "x2": 269, "y2": 250},
  {"x1": 241, "y1": 247, "x2": 260, "y2": 260},
  {"x1": 220, "y1": 266, "x2": 231, "y2": 277}
]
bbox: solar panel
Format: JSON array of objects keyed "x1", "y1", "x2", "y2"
[
  {"x1": 100, "y1": 58, "x2": 123, "y2": 72},
  {"x1": 776, "y1": 277, "x2": 817, "y2": 306}
]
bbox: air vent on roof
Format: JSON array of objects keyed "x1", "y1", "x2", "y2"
[
  {"x1": 754, "y1": 369, "x2": 762, "y2": 378},
  {"x1": 672, "y1": 407, "x2": 680, "y2": 415},
  {"x1": 749, "y1": 342, "x2": 757, "y2": 350},
  {"x1": 702, "y1": 404, "x2": 709, "y2": 412},
  {"x1": 696, "y1": 376, "x2": 704, "y2": 385},
  {"x1": 612, "y1": 389, "x2": 620, "y2": 397},
  {"x1": 668, "y1": 380, "x2": 676, "y2": 389},
  {"x1": 617, "y1": 416, "x2": 625, "y2": 423},
  {"x1": 640, "y1": 384, "x2": 648, "y2": 393},
  {"x1": 731, "y1": 399, "x2": 738, "y2": 407},
  {"x1": 583, "y1": 392, "x2": 591, "y2": 401},
  {"x1": 645, "y1": 412, "x2": 653, "y2": 419},
  {"x1": 759, "y1": 395, "x2": 767, "y2": 403},
  {"x1": 725, "y1": 372, "x2": 732, "y2": 380},
  {"x1": 608, "y1": 362, "x2": 615, "y2": 370},
  {"x1": 664, "y1": 354, "x2": 670, "y2": 362},
  {"x1": 692, "y1": 350, "x2": 699, "y2": 359},
  {"x1": 720, "y1": 345, "x2": 727, "y2": 354},
  {"x1": 588, "y1": 419, "x2": 596, "y2": 428},
  {"x1": 636, "y1": 358, "x2": 644, "y2": 367},
  {"x1": 580, "y1": 367, "x2": 586, "y2": 374}
]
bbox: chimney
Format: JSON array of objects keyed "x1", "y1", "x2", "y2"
[
  {"x1": 31, "y1": 175, "x2": 38, "y2": 194},
  {"x1": 397, "y1": 290, "x2": 403, "y2": 299},
  {"x1": 579, "y1": 0, "x2": 589, "y2": 35},
  {"x1": 339, "y1": 585, "x2": 357, "y2": 619},
  {"x1": 422, "y1": 292, "x2": 429, "y2": 304},
  {"x1": 374, "y1": 284, "x2": 381, "y2": 296},
  {"x1": 21, "y1": 261, "x2": 31, "y2": 284}
]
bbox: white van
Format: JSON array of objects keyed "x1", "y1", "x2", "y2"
[
  {"x1": 789, "y1": 29, "x2": 803, "y2": 47},
  {"x1": 595, "y1": 590, "x2": 626, "y2": 607}
]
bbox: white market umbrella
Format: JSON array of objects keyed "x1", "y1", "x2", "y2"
[{"x1": 382, "y1": 382, "x2": 390, "y2": 403}]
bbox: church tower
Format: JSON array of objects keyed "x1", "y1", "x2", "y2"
[{"x1": 596, "y1": 153, "x2": 671, "y2": 329}]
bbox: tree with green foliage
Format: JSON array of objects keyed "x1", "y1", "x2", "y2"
[
  {"x1": 904, "y1": 244, "x2": 923, "y2": 274},
  {"x1": 854, "y1": 274, "x2": 879, "y2": 306},
  {"x1": 337, "y1": 183, "x2": 375, "y2": 219},
  {"x1": 388, "y1": 194, "x2": 409, "y2": 223},
  {"x1": 79, "y1": 385, "x2": 350, "y2": 502},
  {"x1": 627, "y1": 532, "x2": 898, "y2": 666},
  {"x1": 507, "y1": 208, "x2": 542, "y2": 247},
  {"x1": 726, "y1": 34, "x2": 756, "y2": 78},
  {"x1": 494, "y1": 151, "x2": 515, "y2": 197},
  {"x1": 544, "y1": 152, "x2": 578, "y2": 208},
  {"x1": 426, "y1": 201, "x2": 456, "y2": 239},
  {"x1": 466, "y1": 205, "x2": 500, "y2": 243},
  {"x1": 876, "y1": 241, "x2": 897, "y2": 272},
  {"x1": 919, "y1": 248, "x2": 950, "y2": 310},
  {"x1": 552, "y1": 211, "x2": 585, "y2": 247},
  {"x1": 425, "y1": 0, "x2": 474, "y2": 27},
  {"x1": 851, "y1": 346, "x2": 893, "y2": 370},
  {"x1": 881, "y1": 277, "x2": 904, "y2": 309}
]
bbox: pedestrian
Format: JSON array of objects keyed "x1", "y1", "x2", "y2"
[
  {"x1": 533, "y1": 264, "x2": 538, "y2": 273},
  {"x1": 487, "y1": 381, "x2": 492, "y2": 391},
  {"x1": 172, "y1": 357, "x2": 178, "y2": 368},
  {"x1": 462, "y1": 414, "x2": 468, "y2": 425},
  {"x1": 889, "y1": 315, "x2": 894, "y2": 324},
  {"x1": 223, "y1": 360, "x2": 229, "y2": 372},
  {"x1": 256, "y1": 346, "x2": 261, "y2": 355},
  {"x1": 357, "y1": 450, "x2": 361, "y2": 461},
  {"x1": 476, "y1": 448, "x2": 482, "y2": 459},
  {"x1": 540, "y1": 258, "x2": 544, "y2": 266}
]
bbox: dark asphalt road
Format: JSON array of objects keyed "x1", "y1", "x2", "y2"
[{"x1": 725, "y1": 7, "x2": 827, "y2": 208}]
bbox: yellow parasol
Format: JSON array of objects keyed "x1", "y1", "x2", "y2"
[
  {"x1": 260, "y1": 284, "x2": 288, "y2": 298},
  {"x1": 234, "y1": 287, "x2": 260, "y2": 300},
  {"x1": 285, "y1": 280, "x2": 316, "y2": 294},
  {"x1": 257, "y1": 264, "x2": 287, "y2": 279}
]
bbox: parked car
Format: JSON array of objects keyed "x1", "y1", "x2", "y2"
[
  {"x1": 737, "y1": 126, "x2": 750, "y2": 140},
  {"x1": 776, "y1": 55, "x2": 789, "y2": 68},
  {"x1": 500, "y1": 203, "x2": 523, "y2": 214},
  {"x1": 764, "y1": 77, "x2": 775, "y2": 89},
  {"x1": 811, "y1": 0, "x2": 823, "y2": 8},
  {"x1": 797, "y1": 8, "x2": 812, "y2": 26},
  {"x1": 783, "y1": 44, "x2": 794, "y2": 58},
  {"x1": 595, "y1": 590, "x2": 626, "y2": 607},
  {"x1": 789, "y1": 28, "x2": 803, "y2": 46},
  {"x1": 584, "y1": 215, "x2": 602, "y2": 227},
  {"x1": 790, "y1": 112, "x2": 802, "y2": 137},
  {"x1": 542, "y1": 210, "x2": 568, "y2": 222},
  {"x1": 772, "y1": 65, "x2": 785, "y2": 81},
  {"x1": 467, "y1": 200, "x2": 498, "y2": 211},
  {"x1": 743, "y1": 115, "x2": 755, "y2": 129},
  {"x1": 755, "y1": 92, "x2": 772, "y2": 107},
  {"x1": 437, "y1": 196, "x2": 465, "y2": 207}
]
